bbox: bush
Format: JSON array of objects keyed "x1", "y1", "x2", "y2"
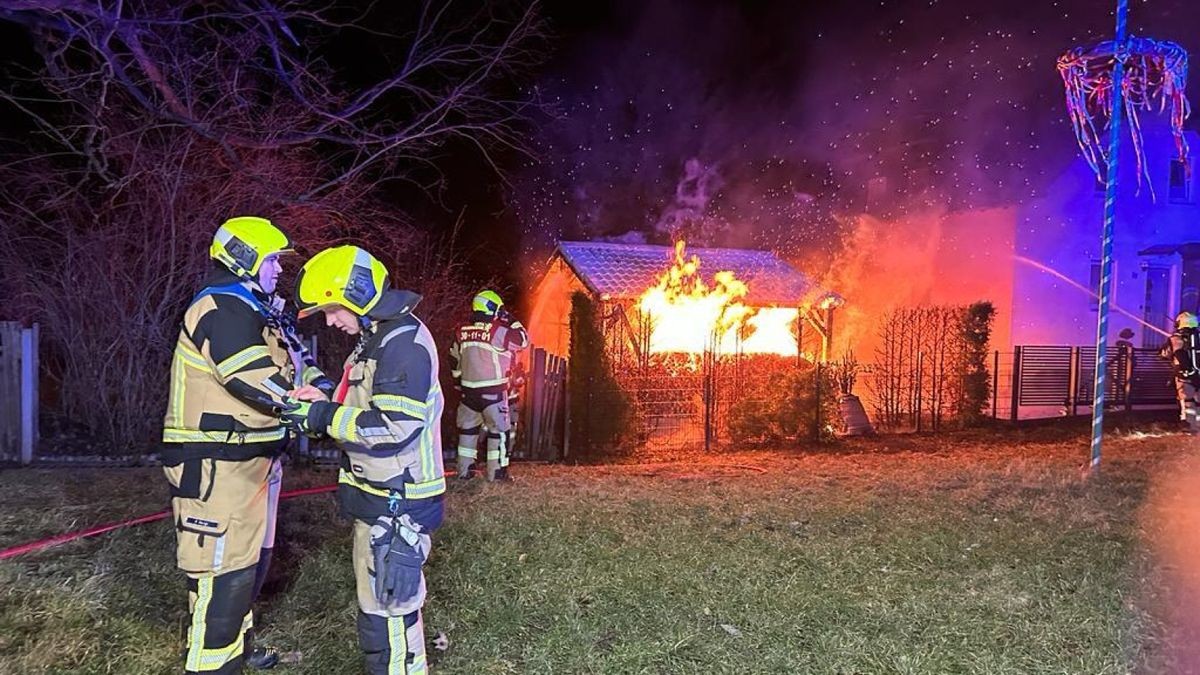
[
  {"x1": 957, "y1": 301, "x2": 995, "y2": 426},
  {"x1": 726, "y1": 363, "x2": 838, "y2": 445},
  {"x1": 567, "y1": 292, "x2": 632, "y2": 457}
]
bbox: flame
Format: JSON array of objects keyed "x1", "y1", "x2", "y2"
[{"x1": 636, "y1": 241, "x2": 799, "y2": 356}]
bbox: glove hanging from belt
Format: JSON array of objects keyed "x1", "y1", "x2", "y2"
[{"x1": 369, "y1": 515, "x2": 425, "y2": 606}]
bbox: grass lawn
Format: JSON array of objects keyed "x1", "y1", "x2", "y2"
[{"x1": 0, "y1": 425, "x2": 1194, "y2": 674}]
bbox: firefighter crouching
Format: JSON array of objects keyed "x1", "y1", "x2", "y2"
[
  {"x1": 162, "y1": 216, "x2": 331, "y2": 673},
  {"x1": 282, "y1": 246, "x2": 445, "y2": 675},
  {"x1": 450, "y1": 290, "x2": 530, "y2": 481},
  {"x1": 1162, "y1": 311, "x2": 1200, "y2": 433}
]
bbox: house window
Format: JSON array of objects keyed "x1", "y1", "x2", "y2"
[{"x1": 1170, "y1": 158, "x2": 1191, "y2": 202}]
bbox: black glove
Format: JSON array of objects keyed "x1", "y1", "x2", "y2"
[
  {"x1": 496, "y1": 307, "x2": 515, "y2": 326},
  {"x1": 369, "y1": 516, "x2": 424, "y2": 606}
]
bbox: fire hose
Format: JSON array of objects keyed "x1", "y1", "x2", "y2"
[
  {"x1": 0, "y1": 484, "x2": 338, "y2": 561},
  {"x1": 0, "y1": 461, "x2": 768, "y2": 561}
]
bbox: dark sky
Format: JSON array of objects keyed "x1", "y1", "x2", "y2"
[
  {"x1": 480, "y1": 0, "x2": 1200, "y2": 279},
  {"x1": 3, "y1": 1, "x2": 1199, "y2": 297}
]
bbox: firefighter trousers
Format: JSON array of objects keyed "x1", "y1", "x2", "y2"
[
  {"x1": 164, "y1": 455, "x2": 280, "y2": 674},
  {"x1": 455, "y1": 391, "x2": 510, "y2": 479},
  {"x1": 1176, "y1": 379, "x2": 1200, "y2": 432},
  {"x1": 352, "y1": 518, "x2": 431, "y2": 674}
]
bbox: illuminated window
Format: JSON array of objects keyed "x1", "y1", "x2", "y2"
[{"x1": 1170, "y1": 159, "x2": 1191, "y2": 202}]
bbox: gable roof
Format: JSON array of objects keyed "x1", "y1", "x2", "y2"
[{"x1": 554, "y1": 240, "x2": 816, "y2": 306}]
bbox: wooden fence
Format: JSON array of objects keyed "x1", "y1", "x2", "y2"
[
  {"x1": 0, "y1": 322, "x2": 38, "y2": 464},
  {"x1": 522, "y1": 348, "x2": 568, "y2": 460}
]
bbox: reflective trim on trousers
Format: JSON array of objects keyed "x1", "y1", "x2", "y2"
[
  {"x1": 185, "y1": 576, "x2": 250, "y2": 673},
  {"x1": 387, "y1": 616, "x2": 407, "y2": 675}
]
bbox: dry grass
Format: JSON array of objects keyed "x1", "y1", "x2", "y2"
[{"x1": 0, "y1": 425, "x2": 1192, "y2": 673}]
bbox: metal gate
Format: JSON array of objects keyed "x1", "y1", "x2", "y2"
[{"x1": 1010, "y1": 345, "x2": 1174, "y2": 415}]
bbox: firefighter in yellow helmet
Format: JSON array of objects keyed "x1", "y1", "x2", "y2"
[
  {"x1": 282, "y1": 245, "x2": 444, "y2": 675},
  {"x1": 162, "y1": 216, "x2": 333, "y2": 673},
  {"x1": 1161, "y1": 311, "x2": 1200, "y2": 432},
  {"x1": 449, "y1": 290, "x2": 529, "y2": 481}
]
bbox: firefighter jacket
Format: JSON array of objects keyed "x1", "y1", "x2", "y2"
[
  {"x1": 449, "y1": 312, "x2": 530, "y2": 393},
  {"x1": 1162, "y1": 328, "x2": 1200, "y2": 383},
  {"x1": 163, "y1": 269, "x2": 324, "y2": 465},
  {"x1": 323, "y1": 290, "x2": 447, "y2": 531}
]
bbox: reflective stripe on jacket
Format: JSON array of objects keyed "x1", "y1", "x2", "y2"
[
  {"x1": 449, "y1": 320, "x2": 529, "y2": 390},
  {"x1": 162, "y1": 273, "x2": 294, "y2": 465},
  {"x1": 331, "y1": 291, "x2": 447, "y2": 525}
]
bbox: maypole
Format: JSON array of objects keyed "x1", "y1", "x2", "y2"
[
  {"x1": 1088, "y1": 0, "x2": 1129, "y2": 474},
  {"x1": 1059, "y1": 4, "x2": 1189, "y2": 473},
  {"x1": 1059, "y1": 5, "x2": 1191, "y2": 471}
]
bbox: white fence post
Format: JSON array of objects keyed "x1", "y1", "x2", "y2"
[{"x1": 20, "y1": 324, "x2": 37, "y2": 465}]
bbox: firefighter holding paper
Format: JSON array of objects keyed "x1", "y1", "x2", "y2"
[
  {"x1": 162, "y1": 216, "x2": 332, "y2": 673},
  {"x1": 1162, "y1": 311, "x2": 1200, "y2": 433},
  {"x1": 449, "y1": 290, "x2": 529, "y2": 481},
  {"x1": 283, "y1": 245, "x2": 445, "y2": 674}
]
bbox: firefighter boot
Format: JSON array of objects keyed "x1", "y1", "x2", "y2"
[
  {"x1": 484, "y1": 431, "x2": 505, "y2": 481},
  {"x1": 456, "y1": 455, "x2": 476, "y2": 480},
  {"x1": 245, "y1": 647, "x2": 280, "y2": 670}
]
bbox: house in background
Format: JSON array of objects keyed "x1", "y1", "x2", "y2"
[
  {"x1": 840, "y1": 119, "x2": 1200, "y2": 356},
  {"x1": 1012, "y1": 122, "x2": 1200, "y2": 349}
]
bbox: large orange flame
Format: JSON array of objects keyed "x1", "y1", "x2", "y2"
[{"x1": 636, "y1": 241, "x2": 799, "y2": 356}]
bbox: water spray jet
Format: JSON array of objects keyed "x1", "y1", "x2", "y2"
[{"x1": 1014, "y1": 255, "x2": 1170, "y2": 338}]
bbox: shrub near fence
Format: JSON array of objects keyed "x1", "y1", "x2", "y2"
[{"x1": 869, "y1": 302, "x2": 994, "y2": 431}]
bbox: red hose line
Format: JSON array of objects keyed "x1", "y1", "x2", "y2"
[{"x1": 0, "y1": 484, "x2": 338, "y2": 561}]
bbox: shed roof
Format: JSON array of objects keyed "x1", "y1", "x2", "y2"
[{"x1": 555, "y1": 240, "x2": 816, "y2": 306}]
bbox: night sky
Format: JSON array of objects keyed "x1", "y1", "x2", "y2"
[
  {"x1": 3, "y1": 1, "x2": 1200, "y2": 296},
  {"x1": 477, "y1": 0, "x2": 1200, "y2": 288}
]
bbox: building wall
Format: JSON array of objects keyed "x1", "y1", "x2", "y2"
[
  {"x1": 1012, "y1": 125, "x2": 1200, "y2": 349},
  {"x1": 526, "y1": 255, "x2": 592, "y2": 357}
]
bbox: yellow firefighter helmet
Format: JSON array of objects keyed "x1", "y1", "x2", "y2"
[
  {"x1": 1177, "y1": 311, "x2": 1199, "y2": 329},
  {"x1": 473, "y1": 290, "x2": 504, "y2": 316},
  {"x1": 295, "y1": 245, "x2": 389, "y2": 318},
  {"x1": 209, "y1": 216, "x2": 293, "y2": 279}
]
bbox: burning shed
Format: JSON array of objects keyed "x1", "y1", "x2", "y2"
[
  {"x1": 528, "y1": 240, "x2": 839, "y2": 365},
  {"x1": 524, "y1": 240, "x2": 843, "y2": 453}
]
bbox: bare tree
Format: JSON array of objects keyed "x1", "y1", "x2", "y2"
[
  {"x1": 0, "y1": 0, "x2": 545, "y2": 453},
  {"x1": 0, "y1": 0, "x2": 545, "y2": 200}
]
